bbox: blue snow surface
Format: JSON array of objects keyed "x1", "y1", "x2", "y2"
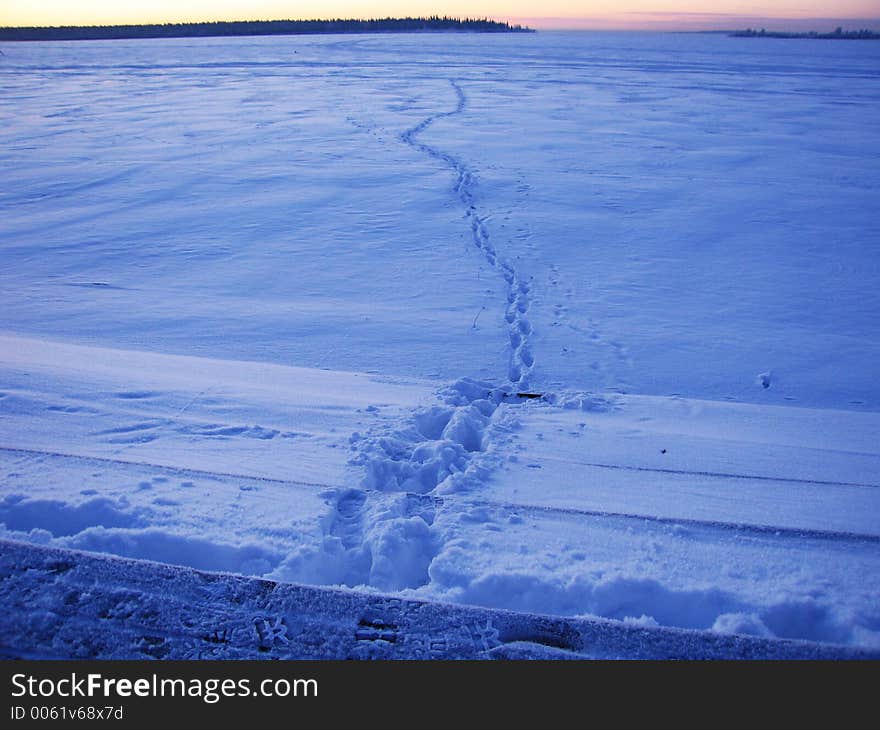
[{"x1": 0, "y1": 31, "x2": 879, "y2": 658}]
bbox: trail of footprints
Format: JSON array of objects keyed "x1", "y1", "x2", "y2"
[
  {"x1": 319, "y1": 79, "x2": 536, "y2": 593},
  {"x1": 325, "y1": 380, "x2": 507, "y2": 590},
  {"x1": 403, "y1": 80, "x2": 535, "y2": 388}
]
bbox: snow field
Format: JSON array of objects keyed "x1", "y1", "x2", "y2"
[{"x1": 1, "y1": 32, "x2": 879, "y2": 655}]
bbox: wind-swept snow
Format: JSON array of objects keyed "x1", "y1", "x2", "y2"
[{"x1": 1, "y1": 32, "x2": 879, "y2": 657}]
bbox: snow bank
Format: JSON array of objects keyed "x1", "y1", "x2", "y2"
[{"x1": 3, "y1": 540, "x2": 875, "y2": 659}]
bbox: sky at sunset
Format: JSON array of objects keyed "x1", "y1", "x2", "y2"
[{"x1": 1, "y1": 1, "x2": 879, "y2": 30}]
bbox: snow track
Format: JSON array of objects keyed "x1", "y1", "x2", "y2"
[
  {"x1": 309, "y1": 80, "x2": 541, "y2": 594},
  {"x1": 525, "y1": 458, "x2": 880, "y2": 490},
  {"x1": 464, "y1": 498, "x2": 880, "y2": 545},
  {"x1": 297, "y1": 379, "x2": 513, "y2": 591},
  {"x1": 0, "y1": 445, "x2": 335, "y2": 491},
  {"x1": 4, "y1": 444, "x2": 877, "y2": 548}
]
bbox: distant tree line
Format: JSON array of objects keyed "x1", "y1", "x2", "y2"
[
  {"x1": 0, "y1": 17, "x2": 534, "y2": 42},
  {"x1": 731, "y1": 27, "x2": 879, "y2": 40}
]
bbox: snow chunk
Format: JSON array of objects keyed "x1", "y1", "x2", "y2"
[
  {"x1": 712, "y1": 612, "x2": 774, "y2": 638},
  {"x1": 0, "y1": 495, "x2": 141, "y2": 537},
  {"x1": 351, "y1": 380, "x2": 507, "y2": 496},
  {"x1": 63, "y1": 527, "x2": 282, "y2": 576},
  {"x1": 440, "y1": 378, "x2": 502, "y2": 406},
  {"x1": 365, "y1": 516, "x2": 436, "y2": 592}
]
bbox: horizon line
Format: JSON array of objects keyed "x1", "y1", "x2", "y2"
[
  {"x1": 2, "y1": 14, "x2": 880, "y2": 33},
  {"x1": 510, "y1": 13, "x2": 880, "y2": 31}
]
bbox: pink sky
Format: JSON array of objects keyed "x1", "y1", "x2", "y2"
[
  {"x1": 1, "y1": 2, "x2": 879, "y2": 30},
  {"x1": 516, "y1": 12, "x2": 880, "y2": 31}
]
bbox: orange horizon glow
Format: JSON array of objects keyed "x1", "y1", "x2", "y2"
[
  {"x1": 518, "y1": 13, "x2": 880, "y2": 31},
  {"x1": 1, "y1": 2, "x2": 879, "y2": 31}
]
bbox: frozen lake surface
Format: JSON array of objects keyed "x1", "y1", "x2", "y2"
[{"x1": 1, "y1": 32, "x2": 879, "y2": 656}]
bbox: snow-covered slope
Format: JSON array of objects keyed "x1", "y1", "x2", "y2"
[{"x1": 1, "y1": 32, "x2": 878, "y2": 657}]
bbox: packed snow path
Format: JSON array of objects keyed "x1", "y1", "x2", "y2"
[{"x1": 310, "y1": 78, "x2": 540, "y2": 594}]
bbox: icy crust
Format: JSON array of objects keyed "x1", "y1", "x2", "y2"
[{"x1": 1, "y1": 540, "x2": 875, "y2": 660}]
